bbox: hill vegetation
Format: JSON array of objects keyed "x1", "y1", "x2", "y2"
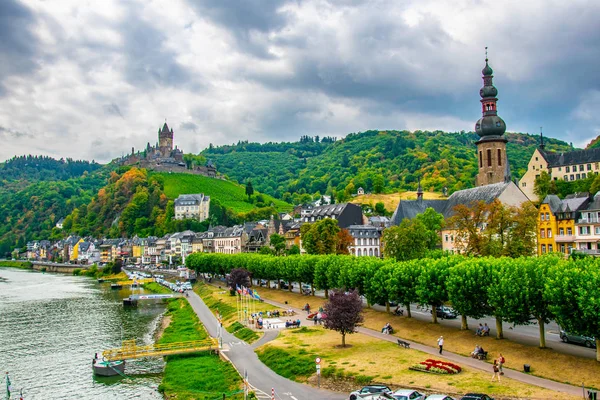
[
  {"x1": 0, "y1": 155, "x2": 101, "y2": 182},
  {"x1": 203, "y1": 130, "x2": 573, "y2": 202}
]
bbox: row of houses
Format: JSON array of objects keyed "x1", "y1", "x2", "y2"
[{"x1": 26, "y1": 203, "x2": 391, "y2": 264}]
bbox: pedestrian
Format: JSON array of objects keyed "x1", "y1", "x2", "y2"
[
  {"x1": 498, "y1": 353, "x2": 505, "y2": 375},
  {"x1": 437, "y1": 336, "x2": 444, "y2": 354},
  {"x1": 491, "y1": 359, "x2": 501, "y2": 382}
]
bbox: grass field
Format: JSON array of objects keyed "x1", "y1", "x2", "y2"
[
  {"x1": 253, "y1": 286, "x2": 589, "y2": 399},
  {"x1": 350, "y1": 191, "x2": 446, "y2": 213},
  {"x1": 157, "y1": 298, "x2": 244, "y2": 399},
  {"x1": 0, "y1": 260, "x2": 33, "y2": 269},
  {"x1": 156, "y1": 172, "x2": 292, "y2": 213}
]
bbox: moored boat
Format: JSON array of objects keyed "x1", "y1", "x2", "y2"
[
  {"x1": 110, "y1": 283, "x2": 122, "y2": 289},
  {"x1": 92, "y1": 358, "x2": 126, "y2": 376}
]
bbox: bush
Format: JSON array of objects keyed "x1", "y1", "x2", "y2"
[{"x1": 73, "y1": 268, "x2": 82, "y2": 276}]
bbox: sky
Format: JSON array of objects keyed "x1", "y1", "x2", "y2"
[{"x1": 0, "y1": 0, "x2": 599, "y2": 163}]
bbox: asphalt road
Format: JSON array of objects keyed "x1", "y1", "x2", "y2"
[
  {"x1": 186, "y1": 290, "x2": 346, "y2": 400},
  {"x1": 266, "y1": 279, "x2": 598, "y2": 360}
]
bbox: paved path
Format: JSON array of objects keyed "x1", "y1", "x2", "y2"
[
  {"x1": 263, "y1": 298, "x2": 586, "y2": 398},
  {"x1": 186, "y1": 291, "x2": 345, "y2": 400}
]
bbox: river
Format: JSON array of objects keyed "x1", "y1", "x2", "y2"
[{"x1": 0, "y1": 267, "x2": 165, "y2": 399}]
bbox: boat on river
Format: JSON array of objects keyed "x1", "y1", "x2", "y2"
[{"x1": 92, "y1": 357, "x2": 126, "y2": 377}]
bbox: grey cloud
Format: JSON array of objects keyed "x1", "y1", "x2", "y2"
[
  {"x1": 0, "y1": 0, "x2": 40, "y2": 95},
  {"x1": 180, "y1": 122, "x2": 199, "y2": 132},
  {"x1": 103, "y1": 103, "x2": 124, "y2": 118},
  {"x1": 0, "y1": 125, "x2": 35, "y2": 139}
]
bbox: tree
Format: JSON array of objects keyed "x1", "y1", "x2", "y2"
[
  {"x1": 323, "y1": 289, "x2": 364, "y2": 347},
  {"x1": 226, "y1": 268, "x2": 251, "y2": 295},
  {"x1": 286, "y1": 245, "x2": 300, "y2": 255},
  {"x1": 301, "y1": 219, "x2": 340, "y2": 255},
  {"x1": 415, "y1": 207, "x2": 444, "y2": 250},
  {"x1": 389, "y1": 259, "x2": 421, "y2": 318},
  {"x1": 336, "y1": 229, "x2": 353, "y2": 255},
  {"x1": 374, "y1": 202, "x2": 387, "y2": 216},
  {"x1": 382, "y1": 219, "x2": 429, "y2": 261},
  {"x1": 269, "y1": 233, "x2": 286, "y2": 255},
  {"x1": 534, "y1": 171, "x2": 552, "y2": 200},
  {"x1": 245, "y1": 180, "x2": 254, "y2": 199},
  {"x1": 373, "y1": 174, "x2": 385, "y2": 194}
]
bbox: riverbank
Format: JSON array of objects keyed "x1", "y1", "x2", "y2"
[{"x1": 0, "y1": 260, "x2": 32, "y2": 269}]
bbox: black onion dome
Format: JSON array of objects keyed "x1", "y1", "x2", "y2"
[
  {"x1": 475, "y1": 115, "x2": 506, "y2": 137},
  {"x1": 482, "y1": 61, "x2": 493, "y2": 76},
  {"x1": 480, "y1": 85, "x2": 498, "y2": 98}
]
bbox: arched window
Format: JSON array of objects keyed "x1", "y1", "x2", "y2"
[
  {"x1": 498, "y1": 149, "x2": 502, "y2": 166},
  {"x1": 369, "y1": 248, "x2": 373, "y2": 256}
]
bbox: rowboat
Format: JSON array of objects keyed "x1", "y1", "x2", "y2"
[{"x1": 92, "y1": 356, "x2": 126, "y2": 376}]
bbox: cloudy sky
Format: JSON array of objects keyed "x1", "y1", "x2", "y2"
[{"x1": 1, "y1": 0, "x2": 599, "y2": 163}]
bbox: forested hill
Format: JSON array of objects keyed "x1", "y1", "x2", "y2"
[
  {"x1": 202, "y1": 130, "x2": 573, "y2": 201},
  {"x1": 0, "y1": 155, "x2": 101, "y2": 183}
]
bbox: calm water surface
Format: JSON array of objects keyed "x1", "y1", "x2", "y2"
[{"x1": 0, "y1": 267, "x2": 165, "y2": 399}]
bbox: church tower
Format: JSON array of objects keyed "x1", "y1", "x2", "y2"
[
  {"x1": 474, "y1": 50, "x2": 509, "y2": 186},
  {"x1": 158, "y1": 122, "x2": 174, "y2": 158}
]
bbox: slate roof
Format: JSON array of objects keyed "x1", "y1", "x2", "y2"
[
  {"x1": 542, "y1": 195, "x2": 562, "y2": 213},
  {"x1": 302, "y1": 203, "x2": 351, "y2": 218},
  {"x1": 584, "y1": 193, "x2": 600, "y2": 211},
  {"x1": 347, "y1": 225, "x2": 381, "y2": 238},
  {"x1": 540, "y1": 148, "x2": 600, "y2": 167},
  {"x1": 391, "y1": 182, "x2": 520, "y2": 224},
  {"x1": 174, "y1": 194, "x2": 210, "y2": 206},
  {"x1": 559, "y1": 193, "x2": 590, "y2": 213}
]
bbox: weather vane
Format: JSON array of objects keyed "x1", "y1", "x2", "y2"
[{"x1": 485, "y1": 46, "x2": 488, "y2": 61}]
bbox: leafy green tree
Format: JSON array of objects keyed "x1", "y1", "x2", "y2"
[
  {"x1": 382, "y1": 219, "x2": 429, "y2": 261},
  {"x1": 415, "y1": 207, "x2": 444, "y2": 250},
  {"x1": 286, "y1": 245, "x2": 300, "y2": 255},
  {"x1": 323, "y1": 289, "x2": 364, "y2": 347},
  {"x1": 300, "y1": 219, "x2": 340, "y2": 255},
  {"x1": 534, "y1": 171, "x2": 552, "y2": 200},
  {"x1": 245, "y1": 180, "x2": 254, "y2": 199},
  {"x1": 415, "y1": 257, "x2": 457, "y2": 324},
  {"x1": 269, "y1": 233, "x2": 286, "y2": 255},
  {"x1": 389, "y1": 259, "x2": 421, "y2": 318},
  {"x1": 374, "y1": 202, "x2": 387, "y2": 216},
  {"x1": 373, "y1": 174, "x2": 385, "y2": 194}
]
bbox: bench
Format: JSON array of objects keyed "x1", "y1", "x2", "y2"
[
  {"x1": 397, "y1": 339, "x2": 411, "y2": 349},
  {"x1": 477, "y1": 351, "x2": 488, "y2": 360}
]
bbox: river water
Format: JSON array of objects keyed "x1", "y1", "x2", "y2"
[{"x1": 0, "y1": 267, "x2": 165, "y2": 399}]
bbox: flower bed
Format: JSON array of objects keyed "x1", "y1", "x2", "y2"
[{"x1": 409, "y1": 359, "x2": 462, "y2": 374}]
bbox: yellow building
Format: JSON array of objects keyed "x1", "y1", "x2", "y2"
[
  {"x1": 539, "y1": 194, "x2": 590, "y2": 256},
  {"x1": 70, "y1": 239, "x2": 84, "y2": 262}
]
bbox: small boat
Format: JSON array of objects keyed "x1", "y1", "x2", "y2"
[
  {"x1": 97, "y1": 278, "x2": 104, "y2": 283},
  {"x1": 110, "y1": 283, "x2": 122, "y2": 290},
  {"x1": 92, "y1": 358, "x2": 126, "y2": 377}
]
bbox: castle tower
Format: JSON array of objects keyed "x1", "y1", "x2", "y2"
[
  {"x1": 158, "y1": 122, "x2": 174, "y2": 158},
  {"x1": 474, "y1": 49, "x2": 509, "y2": 186}
]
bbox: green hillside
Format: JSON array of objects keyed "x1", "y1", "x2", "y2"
[
  {"x1": 157, "y1": 173, "x2": 292, "y2": 213},
  {"x1": 203, "y1": 130, "x2": 574, "y2": 201}
]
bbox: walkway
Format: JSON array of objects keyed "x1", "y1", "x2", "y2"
[
  {"x1": 186, "y1": 291, "x2": 345, "y2": 400},
  {"x1": 263, "y1": 298, "x2": 585, "y2": 398}
]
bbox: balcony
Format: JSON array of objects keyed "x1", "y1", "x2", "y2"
[
  {"x1": 575, "y1": 248, "x2": 600, "y2": 256},
  {"x1": 577, "y1": 217, "x2": 600, "y2": 224},
  {"x1": 554, "y1": 235, "x2": 575, "y2": 243}
]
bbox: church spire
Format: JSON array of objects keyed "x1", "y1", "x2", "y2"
[
  {"x1": 539, "y1": 127, "x2": 545, "y2": 150},
  {"x1": 475, "y1": 47, "x2": 506, "y2": 139},
  {"x1": 417, "y1": 177, "x2": 423, "y2": 200}
]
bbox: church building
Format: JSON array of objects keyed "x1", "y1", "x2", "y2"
[{"x1": 391, "y1": 53, "x2": 530, "y2": 253}]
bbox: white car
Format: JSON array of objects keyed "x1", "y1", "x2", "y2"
[
  {"x1": 391, "y1": 389, "x2": 425, "y2": 400},
  {"x1": 426, "y1": 395, "x2": 456, "y2": 400}
]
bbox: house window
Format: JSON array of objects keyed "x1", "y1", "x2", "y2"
[
  {"x1": 541, "y1": 244, "x2": 546, "y2": 253},
  {"x1": 570, "y1": 175, "x2": 574, "y2": 181},
  {"x1": 547, "y1": 229, "x2": 552, "y2": 238},
  {"x1": 576, "y1": 174, "x2": 581, "y2": 180},
  {"x1": 498, "y1": 149, "x2": 502, "y2": 166},
  {"x1": 560, "y1": 244, "x2": 565, "y2": 253},
  {"x1": 487, "y1": 149, "x2": 492, "y2": 167},
  {"x1": 535, "y1": 157, "x2": 538, "y2": 161},
  {"x1": 548, "y1": 244, "x2": 553, "y2": 252},
  {"x1": 564, "y1": 175, "x2": 568, "y2": 180},
  {"x1": 545, "y1": 212, "x2": 550, "y2": 220},
  {"x1": 540, "y1": 229, "x2": 545, "y2": 238},
  {"x1": 580, "y1": 226, "x2": 590, "y2": 235},
  {"x1": 567, "y1": 228, "x2": 572, "y2": 235},
  {"x1": 559, "y1": 228, "x2": 564, "y2": 235},
  {"x1": 540, "y1": 214, "x2": 545, "y2": 221},
  {"x1": 479, "y1": 151, "x2": 483, "y2": 168},
  {"x1": 522, "y1": 182, "x2": 526, "y2": 187},
  {"x1": 588, "y1": 164, "x2": 592, "y2": 171},
  {"x1": 579, "y1": 165, "x2": 584, "y2": 172},
  {"x1": 566, "y1": 166, "x2": 570, "y2": 173},
  {"x1": 558, "y1": 167, "x2": 562, "y2": 171},
  {"x1": 595, "y1": 226, "x2": 600, "y2": 235}
]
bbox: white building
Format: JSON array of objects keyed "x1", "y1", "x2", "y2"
[
  {"x1": 174, "y1": 194, "x2": 210, "y2": 221},
  {"x1": 347, "y1": 225, "x2": 382, "y2": 257}
]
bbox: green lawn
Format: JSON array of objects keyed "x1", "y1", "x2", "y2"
[
  {"x1": 0, "y1": 261, "x2": 33, "y2": 269},
  {"x1": 157, "y1": 298, "x2": 244, "y2": 399},
  {"x1": 156, "y1": 173, "x2": 292, "y2": 213}
]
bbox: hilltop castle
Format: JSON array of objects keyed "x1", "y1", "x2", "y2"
[{"x1": 120, "y1": 122, "x2": 217, "y2": 178}]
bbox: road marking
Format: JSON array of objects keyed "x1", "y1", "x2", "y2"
[{"x1": 290, "y1": 396, "x2": 298, "y2": 400}]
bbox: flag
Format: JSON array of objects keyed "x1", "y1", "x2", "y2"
[
  {"x1": 242, "y1": 286, "x2": 248, "y2": 296},
  {"x1": 253, "y1": 290, "x2": 261, "y2": 300},
  {"x1": 236, "y1": 284, "x2": 242, "y2": 294}
]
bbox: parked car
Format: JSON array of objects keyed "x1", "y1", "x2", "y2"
[
  {"x1": 460, "y1": 394, "x2": 494, "y2": 400},
  {"x1": 391, "y1": 389, "x2": 425, "y2": 400},
  {"x1": 433, "y1": 306, "x2": 457, "y2": 319},
  {"x1": 559, "y1": 330, "x2": 597, "y2": 348},
  {"x1": 426, "y1": 395, "x2": 456, "y2": 400},
  {"x1": 349, "y1": 385, "x2": 392, "y2": 400}
]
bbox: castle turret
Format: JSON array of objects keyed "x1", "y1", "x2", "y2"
[
  {"x1": 158, "y1": 122, "x2": 174, "y2": 158},
  {"x1": 475, "y1": 48, "x2": 509, "y2": 186}
]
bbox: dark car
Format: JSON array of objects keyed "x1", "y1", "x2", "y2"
[
  {"x1": 349, "y1": 385, "x2": 392, "y2": 400},
  {"x1": 560, "y1": 330, "x2": 597, "y2": 348},
  {"x1": 460, "y1": 394, "x2": 494, "y2": 400},
  {"x1": 433, "y1": 306, "x2": 457, "y2": 319}
]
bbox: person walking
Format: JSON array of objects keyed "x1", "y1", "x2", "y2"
[
  {"x1": 437, "y1": 336, "x2": 444, "y2": 354},
  {"x1": 491, "y1": 359, "x2": 501, "y2": 382},
  {"x1": 498, "y1": 353, "x2": 505, "y2": 375}
]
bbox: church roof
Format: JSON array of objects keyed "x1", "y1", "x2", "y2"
[
  {"x1": 539, "y1": 148, "x2": 600, "y2": 167},
  {"x1": 390, "y1": 199, "x2": 447, "y2": 226}
]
